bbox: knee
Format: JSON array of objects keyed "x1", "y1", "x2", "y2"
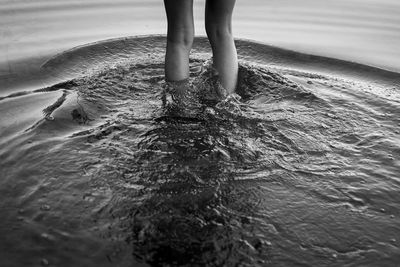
[
  {"x1": 167, "y1": 26, "x2": 194, "y2": 49},
  {"x1": 205, "y1": 22, "x2": 233, "y2": 42}
]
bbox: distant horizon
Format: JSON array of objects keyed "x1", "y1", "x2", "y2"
[{"x1": 1, "y1": 0, "x2": 400, "y2": 75}]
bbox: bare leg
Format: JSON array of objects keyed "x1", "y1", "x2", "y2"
[
  {"x1": 164, "y1": 0, "x2": 194, "y2": 82},
  {"x1": 205, "y1": 0, "x2": 238, "y2": 93}
]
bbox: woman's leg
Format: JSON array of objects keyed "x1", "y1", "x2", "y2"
[
  {"x1": 164, "y1": 0, "x2": 194, "y2": 82},
  {"x1": 205, "y1": 0, "x2": 238, "y2": 93}
]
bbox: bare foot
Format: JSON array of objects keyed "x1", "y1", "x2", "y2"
[{"x1": 162, "y1": 79, "x2": 202, "y2": 118}]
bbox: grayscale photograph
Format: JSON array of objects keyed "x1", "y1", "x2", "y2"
[{"x1": 1, "y1": 0, "x2": 399, "y2": 266}]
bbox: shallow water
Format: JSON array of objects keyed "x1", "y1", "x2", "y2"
[{"x1": 0, "y1": 36, "x2": 399, "y2": 266}]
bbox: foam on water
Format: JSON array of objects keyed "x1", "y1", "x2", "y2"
[{"x1": 1, "y1": 36, "x2": 400, "y2": 266}]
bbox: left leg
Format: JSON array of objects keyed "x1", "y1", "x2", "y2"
[{"x1": 164, "y1": 0, "x2": 194, "y2": 82}]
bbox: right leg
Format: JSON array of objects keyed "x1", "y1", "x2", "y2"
[
  {"x1": 205, "y1": 0, "x2": 238, "y2": 94},
  {"x1": 164, "y1": 0, "x2": 194, "y2": 82}
]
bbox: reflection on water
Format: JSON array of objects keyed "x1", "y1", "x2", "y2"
[
  {"x1": 1, "y1": 0, "x2": 400, "y2": 79},
  {"x1": 0, "y1": 36, "x2": 399, "y2": 266}
]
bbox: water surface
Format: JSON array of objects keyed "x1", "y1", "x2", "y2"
[
  {"x1": 1, "y1": 0, "x2": 400, "y2": 79},
  {"x1": 1, "y1": 36, "x2": 399, "y2": 266}
]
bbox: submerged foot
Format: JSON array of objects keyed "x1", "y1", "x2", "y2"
[
  {"x1": 162, "y1": 79, "x2": 203, "y2": 118},
  {"x1": 194, "y1": 61, "x2": 229, "y2": 105},
  {"x1": 161, "y1": 61, "x2": 241, "y2": 118}
]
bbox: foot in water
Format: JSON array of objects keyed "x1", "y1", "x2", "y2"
[
  {"x1": 162, "y1": 60, "x2": 241, "y2": 118},
  {"x1": 162, "y1": 79, "x2": 203, "y2": 118},
  {"x1": 195, "y1": 60, "x2": 229, "y2": 105}
]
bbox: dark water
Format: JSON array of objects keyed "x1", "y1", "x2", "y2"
[{"x1": 1, "y1": 36, "x2": 400, "y2": 266}]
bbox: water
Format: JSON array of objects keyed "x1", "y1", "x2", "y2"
[
  {"x1": 1, "y1": 35, "x2": 399, "y2": 266},
  {"x1": 1, "y1": 1, "x2": 400, "y2": 267},
  {"x1": 1, "y1": 0, "x2": 400, "y2": 78}
]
